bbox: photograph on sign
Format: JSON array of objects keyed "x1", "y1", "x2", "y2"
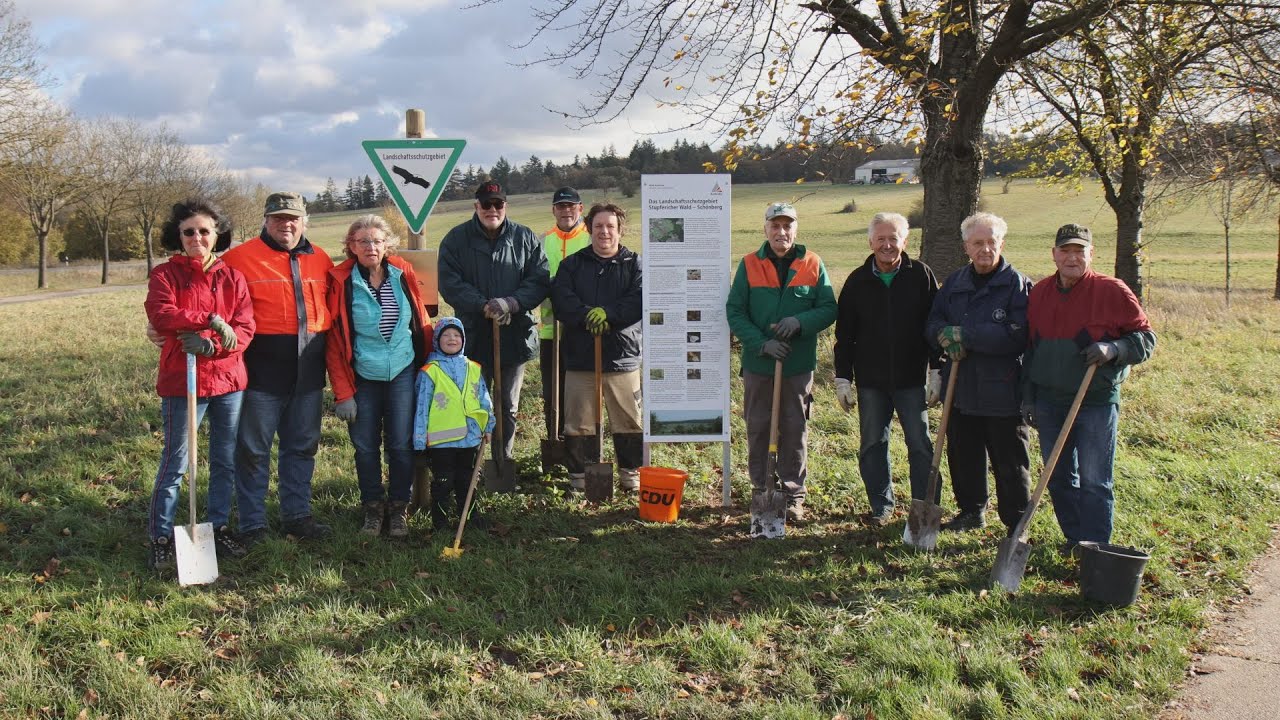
[
  {"x1": 362, "y1": 139, "x2": 465, "y2": 234},
  {"x1": 640, "y1": 174, "x2": 732, "y2": 443}
]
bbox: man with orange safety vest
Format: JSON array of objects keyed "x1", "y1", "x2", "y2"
[
  {"x1": 220, "y1": 191, "x2": 335, "y2": 547},
  {"x1": 539, "y1": 187, "x2": 590, "y2": 458},
  {"x1": 725, "y1": 202, "x2": 837, "y2": 522}
]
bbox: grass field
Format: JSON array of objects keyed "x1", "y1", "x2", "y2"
[{"x1": 1, "y1": 180, "x2": 1278, "y2": 719}]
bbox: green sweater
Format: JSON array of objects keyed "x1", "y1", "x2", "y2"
[{"x1": 726, "y1": 242, "x2": 837, "y2": 376}]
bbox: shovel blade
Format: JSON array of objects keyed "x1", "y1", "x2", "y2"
[
  {"x1": 903, "y1": 499, "x2": 944, "y2": 551},
  {"x1": 483, "y1": 459, "x2": 516, "y2": 493},
  {"x1": 584, "y1": 463, "x2": 614, "y2": 502},
  {"x1": 174, "y1": 522, "x2": 219, "y2": 586},
  {"x1": 540, "y1": 438, "x2": 568, "y2": 471},
  {"x1": 991, "y1": 537, "x2": 1032, "y2": 592},
  {"x1": 749, "y1": 490, "x2": 787, "y2": 539}
]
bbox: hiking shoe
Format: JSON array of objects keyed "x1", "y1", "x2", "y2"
[
  {"x1": 148, "y1": 536, "x2": 175, "y2": 571},
  {"x1": 387, "y1": 502, "x2": 410, "y2": 538},
  {"x1": 785, "y1": 502, "x2": 806, "y2": 523},
  {"x1": 866, "y1": 506, "x2": 894, "y2": 527},
  {"x1": 283, "y1": 516, "x2": 332, "y2": 540},
  {"x1": 213, "y1": 526, "x2": 247, "y2": 558},
  {"x1": 1059, "y1": 540, "x2": 1081, "y2": 559},
  {"x1": 239, "y1": 527, "x2": 269, "y2": 550},
  {"x1": 360, "y1": 501, "x2": 385, "y2": 536},
  {"x1": 941, "y1": 509, "x2": 986, "y2": 533},
  {"x1": 618, "y1": 469, "x2": 640, "y2": 492}
]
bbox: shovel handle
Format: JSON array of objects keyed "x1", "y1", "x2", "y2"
[
  {"x1": 764, "y1": 359, "x2": 784, "y2": 490},
  {"x1": 1009, "y1": 363, "x2": 1098, "y2": 544},
  {"x1": 923, "y1": 360, "x2": 961, "y2": 503},
  {"x1": 186, "y1": 353, "x2": 198, "y2": 535},
  {"x1": 450, "y1": 434, "x2": 489, "y2": 553},
  {"x1": 551, "y1": 320, "x2": 560, "y2": 440},
  {"x1": 594, "y1": 334, "x2": 604, "y2": 463},
  {"x1": 490, "y1": 318, "x2": 504, "y2": 468}
]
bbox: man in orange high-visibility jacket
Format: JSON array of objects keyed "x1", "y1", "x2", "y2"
[
  {"x1": 538, "y1": 187, "x2": 590, "y2": 462},
  {"x1": 220, "y1": 191, "x2": 334, "y2": 547},
  {"x1": 726, "y1": 202, "x2": 837, "y2": 522}
]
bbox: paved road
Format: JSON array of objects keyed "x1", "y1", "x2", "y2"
[
  {"x1": 0, "y1": 283, "x2": 148, "y2": 305},
  {"x1": 1161, "y1": 534, "x2": 1280, "y2": 719}
]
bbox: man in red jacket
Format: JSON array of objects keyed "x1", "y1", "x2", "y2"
[{"x1": 220, "y1": 192, "x2": 334, "y2": 547}]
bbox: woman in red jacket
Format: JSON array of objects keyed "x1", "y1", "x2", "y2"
[{"x1": 143, "y1": 199, "x2": 255, "y2": 573}]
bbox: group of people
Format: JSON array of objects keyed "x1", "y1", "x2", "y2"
[
  {"x1": 142, "y1": 180, "x2": 1155, "y2": 574},
  {"x1": 740, "y1": 207, "x2": 1155, "y2": 554}
]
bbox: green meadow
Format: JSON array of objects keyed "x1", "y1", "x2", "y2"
[{"x1": 1, "y1": 179, "x2": 1278, "y2": 719}]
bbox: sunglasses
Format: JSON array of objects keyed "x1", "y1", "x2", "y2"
[
  {"x1": 182, "y1": 228, "x2": 214, "y2": 237},
  {"x1": 479, "y1": 199, "x2": 506, "y2": 210}
]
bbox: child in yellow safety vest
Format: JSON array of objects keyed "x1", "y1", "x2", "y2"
[{"x1": 413, "y1": 317, "x2": 496, "y2": 531}]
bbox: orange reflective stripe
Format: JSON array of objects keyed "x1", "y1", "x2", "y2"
[
  {"x1": 789, "y1": 254, "x2": 820, "y2": 287},
  {"x1": 743, "y1": 254, "x2": 779, "y2": 288}
]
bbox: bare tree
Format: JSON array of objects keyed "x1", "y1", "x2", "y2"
[
  {"x1": 0, "y1": 105, "x2": 89, "y2": 288},
  {"x1": 0, "y1": 1, "x2": 46, "y2": 152},
  {"x1": 511, "y1": 0, "x2": 1113, "y2": 275},
  {"x1": 79, "y1": 118, "x2": 145, "y2": 284},
  {"x1": 130, "y1": 128, "x2": 228, "y2": 270}
]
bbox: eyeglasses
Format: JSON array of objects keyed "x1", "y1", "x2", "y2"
[
  {"x1": 182, "y1": 228, "x2": 213, "y2": 237},
  {"x1": 479, "y1": 199, "x2": 506, "y2": 210},
  {"x1": 353, "y1": 238, "x2": 386, "y2": 247}
]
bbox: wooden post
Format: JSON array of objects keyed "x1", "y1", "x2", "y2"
[{"x1": 406, "y1": 109, "x2": 426, "y2": 252}]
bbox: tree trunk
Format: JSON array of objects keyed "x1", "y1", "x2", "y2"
[
  {"x1": 37, "y1": 230, "x2": 48, "y2": 290},
  {"x1": 1224, "y1": 223, "x2": 1231, "y2": 310},
  {"x1": 918, "y1": 114, "x2": 983, "y2": 277},
  {"x1": 1112, "y1": 181, "x2": 1145, "y2": 303},
  {"x1": 1274, "y1": 213, "x2": 1279, "y2": 300},
  {"x1": 100, "y1": 218, "x2": 111, "y2": 285},
  {"x1": 144, "y1": 221, "x2": 155, "y2": 273}
]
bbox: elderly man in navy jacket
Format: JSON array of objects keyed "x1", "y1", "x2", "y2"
[{"x1": 925, "y1": 212, "x2": 1033, "y2": 536}]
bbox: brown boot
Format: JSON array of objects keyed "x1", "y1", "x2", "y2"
[
  {"x1": 387, "y1": 501, "x2": 410, "y2": 538},
  {"x1": 360, "y1": 501, "x2": 385, "y2": 536}
]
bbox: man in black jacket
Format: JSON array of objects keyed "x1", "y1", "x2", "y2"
[
  {"x1": 438, "y1": 181, "x2": 551, "y2": 465},
  {"x1": 550, "y1": 203, "x2": 644, "y2": 491},
  {"x1": 832, "y1": 212, "x2": 941, "y2": 526}
]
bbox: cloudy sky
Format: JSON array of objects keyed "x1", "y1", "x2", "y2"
[{"x1": 16, "y1": 0, "x2": 698, "y2": 197}]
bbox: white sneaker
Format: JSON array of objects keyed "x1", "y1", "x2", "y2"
[
  {"x1": 569, "y1": 473, "x2": 585, "y2": 491},
  {"x1": 618, "y1": 469, "x2": 640, "y2": 491}
]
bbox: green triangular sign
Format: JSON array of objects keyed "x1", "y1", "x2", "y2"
[{"x1": 363, "y1": 138, "x2": 466, "y2": 234}]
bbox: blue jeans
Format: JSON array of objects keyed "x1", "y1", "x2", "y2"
[
  {"x1": 857, "y1": 385, "x2": 934, "y2": 513},
  {"x1": 235, "y1": 386, "x2": 323, "y2": 532},
  {"x1": 1035, "y1": 399, "x2": 1118, "y2": 544},
  {"x1": 149, "y1": 392, "x2": 242, "y2": 540},
  {"x1": 351, "y1": 365, "x2": 416, "y2": 503}
]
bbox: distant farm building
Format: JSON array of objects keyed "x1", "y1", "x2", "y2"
[{"x1": 852, "y1": 158, "x2": 920, "y2": 184}]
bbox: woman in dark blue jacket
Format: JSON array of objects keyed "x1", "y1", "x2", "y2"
[
  {"x1": 925, "y1": 212, "x2": 1033, "y2": 536},
  {"x1": 551, "y1": 203, "x2": 643, "y2": 492}
]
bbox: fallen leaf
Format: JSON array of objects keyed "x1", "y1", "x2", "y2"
[
  {"x1": 0, "y1": 522, "x2": 8, "y2": 534},
  {"x1": 374, "y1": 690, "x2": 387, "y2": 705},
  {"x1": 415, "y1": 571, "x2": 431, "y2": 579},
  {"x1": 82, "y1": 688, "x2": 99, "y2": 705},
  {"x1": 43, "y1": 557, "x2": 61, "y2": 577},
  {"x1": 97, "y1": 639, "x2": 111, "y2": 648},
  {"x1": 60, "y1": 527, "x2": 71, "y2": 536},
  {"x1": 585, "y1": 698, "x2": 599, "y2": 707},
  {"x1": 605, "y1": 623, "x2": 616, "y2": 632},
  {"x1": 1066, "y1": 687, "x2": 1080, "y2": 701},
  {"x1": 75, "y1": 710, "x2": 87, "y2": 720},
  {"x1": 29, "y1": 611, "x2": 51, "y2": 625},
  {"x1": 676, "y1": 688, "x2": 690, "y2": 698},
  {"x1": 19, "y1": 492, "x2": 32, "y2": 503},
  {"x1": 527, "y1": 671, "x2": 545, "y2": 680}
]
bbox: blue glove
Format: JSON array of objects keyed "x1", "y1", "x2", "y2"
[{"x1": 334, "y1": 399, "x2": 357, "y2": 423}]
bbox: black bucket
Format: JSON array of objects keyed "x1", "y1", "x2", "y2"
[{"x1": 1077, "y1": 542, "x2": 1151, "y2": 607}]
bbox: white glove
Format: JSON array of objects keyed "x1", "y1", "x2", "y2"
[
  {"x1": 925, "y1": 369, "x2": 943, "y2": 407},
  {"x1": 834, "y1": 378, "x2": 855, "y2": 413}
]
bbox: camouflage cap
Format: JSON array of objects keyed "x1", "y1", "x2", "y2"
[{"x1": 263, "y1": 191, "x2": 306, "y2": 217}]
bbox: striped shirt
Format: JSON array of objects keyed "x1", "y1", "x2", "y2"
[{"x1": 372, "y1": 275, "x2": 399, "y2": 340}]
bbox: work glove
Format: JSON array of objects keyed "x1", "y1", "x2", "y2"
[
  {"x1": 772, "y1": 316, "x2": 801, "y2": 341},
  {"x1": 1020, "y1": 401, "x2": 1036, "y2": 429},
  {"x1": 925, "y1": 369, "x2": 943, "y2": 407},
  {"x1": 178, "y1": 332, "x2": 215, "y2": 357},
  {"x1": 1082, "y1": 341, "x2": 1118, "y2": 366},
  {"x1": 834, "y1": 378, "x2": 856, "y2": 413},
  {"x1": 759, "y1": 339, "x2": 791, "y2": 361},
  {"x1": 334, "y1": 398, "x2": 358, "y2": 423},
  {"x1": 585, "y1": 306, "x2": 609, "y2": 334},
  {"x1": 208, "y1": 314, "x2": 237, "y2": 351},
  {"x1": 937, "y1": 325, "x2": 965, "y2": 359},
  {"x1": 483, "y1": 298, "x2": 515, "y2": 320}
]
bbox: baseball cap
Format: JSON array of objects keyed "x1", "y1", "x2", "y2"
[
  {"x1": 1055, "y1": 223, "x2": 1092, "y2": 247},
  {"x1": 765, "y1": 202, "x2": 798, "y2": 221},
  {"x1": 552, "y1": 187, "x2": 581, "y2": 204},
  {"x1": 475, "y1": 181, "x2": 506, "y2": 202},
  {"x1": 263, "y1": 191, "x2": 306, "y2": 217}
]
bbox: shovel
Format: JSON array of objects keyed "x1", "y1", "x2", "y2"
[
  {"x1": 749, "y1": 360, "x2": 787, "y2": 539},
  {"x1": 174, "y1": 353, "x2": 219, "y2": 586},
  {"x1": 483, "y1": 317, "x2": 517, "y2": 492},
  {"x1": 584, "y1": 334, "x2": 615, "y2": 502},
  {"x1": 442, "y1": 434, "x2": 489, "y2": 560},
  {"x1": 904, "y1": 360, "x2": 961, "y2": 551},
  {"x1": 991, "y1": 364, "x2": 1097, "y2": 592},
  {"x1": 540, "y1": 321, "x2": 568, "y2": 470}
]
